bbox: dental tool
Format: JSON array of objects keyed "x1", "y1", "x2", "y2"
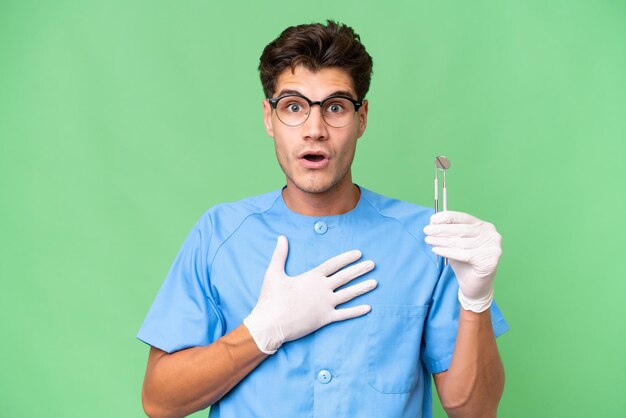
[{"x1": 434, "y1": 156, "x2": 451, "y2": 266}]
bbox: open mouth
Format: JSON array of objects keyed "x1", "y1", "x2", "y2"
[
  {"x1": 298, "y1": 151, "x2": 330, "y2": 168},
  {"x1": 303, "y1": 154, "x2": 325, "y2": 162}
]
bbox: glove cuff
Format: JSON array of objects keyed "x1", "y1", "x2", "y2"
[
  {"x1": 243, "y1": 307, "x2": 283, "y2": 355},
  {"x1": 458, "y1": 287, "x2": 494, "y2": 313}
]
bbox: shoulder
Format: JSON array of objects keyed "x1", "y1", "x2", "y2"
[
  {"x1": 360, "y1": 186, "x2": 433, "y2": 224},
  {"x1": 185, "y1": 190, "x2": 282, "y2": 268},
  {"x1": 194, "y1": 189, "x2": 282, "y2": 240},
  {"x1": 359, "y1": 186, "x2": 434, "y2": 241}
]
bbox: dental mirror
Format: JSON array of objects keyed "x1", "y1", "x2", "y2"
[
  {"x1": 434, "y1": 155, "x2": 451, "y2": 265},
  {"x1": 435, "y1": 156, "x2": 450, "y2": 171}
]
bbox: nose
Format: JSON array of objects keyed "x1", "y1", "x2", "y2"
[{"x1": 302, "y1": 104, "x2": 328, "y2": 141}]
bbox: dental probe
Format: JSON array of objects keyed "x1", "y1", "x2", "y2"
[{"x1": 434, "y1": 156, "x2": 451, "y2": 266}]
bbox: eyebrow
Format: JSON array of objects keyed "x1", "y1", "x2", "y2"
[{"x1": 274, "y1": 89, "x2": 357, "y2": 100}]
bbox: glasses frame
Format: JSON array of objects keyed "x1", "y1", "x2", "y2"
[{"x1": 267, "y1": 94, "x2": 363, "y2": 128}]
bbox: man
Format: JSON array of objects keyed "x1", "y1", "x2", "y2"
[{"x1": 138, "y1": 20, "x2": 508, "y2": 418}]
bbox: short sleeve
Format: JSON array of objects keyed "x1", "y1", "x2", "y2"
[
  {"x1": 136, "y1": 220, "x2": 225, "y2": 353},
  {"x1": 421, "y1": 265, "x2": 509, "y2": 374}
]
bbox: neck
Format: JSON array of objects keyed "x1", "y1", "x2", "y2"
[{"x1": 282, "y1": 179, "x2": 360, "y2": 217}]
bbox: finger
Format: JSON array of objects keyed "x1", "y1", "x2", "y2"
[
  {"x1": 329, "y1": 260, "x2": 375, "y2": 288},
  {"x1": 424, "y1": 235, "x2": 480, "y2": 250},
  {"x1": 430, "y1": 211, "x2": 481, "y2": 225},
  {"x1": 331, "y1": 304, "x2": 372, "y2": 322},
  {"x1": 315, "y1": 250, "x2": 362, "y2": 276},
  {"x1": 430, "y1": 246, "x2": 473, "y2": 263},
  {"x1": 333, "y1": 279, "x2": 378, "y2": 305},
  {"x1": 423, "y1": 223, "x2": 480, "y2": 238},
  {"x1": 267, "y1": 235, "x2": 288, "y2": 275}
]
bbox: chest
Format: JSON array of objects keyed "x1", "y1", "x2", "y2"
[{"x1": 209, "y1": 218, "x2": 439, "y2": 330}]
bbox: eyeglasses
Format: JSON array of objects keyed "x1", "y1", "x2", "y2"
[{"x1": 268, "y1": 94, "x2": 363, "y2": 128}]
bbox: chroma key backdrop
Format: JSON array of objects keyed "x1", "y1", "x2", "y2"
[{"x1": 1, "y1": 1, "x2": 625, "y2": 417}]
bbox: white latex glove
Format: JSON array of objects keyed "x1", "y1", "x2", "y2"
[
  {"x1": 243, "y1": 235, "x2": 377, "y2": 354},
  {"x1": 423, "y1": 211, "x2": 502, "y2": 313}
]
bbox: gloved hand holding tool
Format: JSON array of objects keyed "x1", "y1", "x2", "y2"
[
  {"x1": 244, "y1": 235, "x2": 378, "y2": 354},
  {"x1": 424, "y1": 211, "x2": 502, "y2": 313}
]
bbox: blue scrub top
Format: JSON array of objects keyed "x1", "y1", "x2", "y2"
[{"x1": 137, "y1": 186, "x2": 509, "y2": 418}]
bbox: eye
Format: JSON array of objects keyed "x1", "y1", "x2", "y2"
[
  {"x1": 278, "y1": 97, "x2": 308, "y2": 113},
  {"x1": 287, "y1": 102, "x2": 302, "y2": 113},
  {"x1": 324, "y1": 100, "x2": 347, "y2": 114}
]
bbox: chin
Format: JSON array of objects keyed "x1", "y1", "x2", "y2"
[
  {"x1": 295, "y1": 182, "x2": 334, "y2": 194},
  {"x1": 289, "y1": 176, "x2": 337, "y2": 194},
  {"x1": 282, "y1": 162, "x2": 351, "y2": 195}
]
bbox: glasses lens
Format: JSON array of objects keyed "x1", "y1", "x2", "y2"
[
  {"x1": 321, "y1": 97, "x2": 355, "y2": 128},
  {"x1": 276, "y1": 96, "x2": 309, "y2": 126},
  {"x1": 274, "y1": 95, "x2": 358, "y2": 127}
]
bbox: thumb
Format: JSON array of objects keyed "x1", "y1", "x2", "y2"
[{"x1": 268, "y1": 235, "x2": 288, "y2": 275}]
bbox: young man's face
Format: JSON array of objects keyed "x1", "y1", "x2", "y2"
[{"x1": 263, "y1": 66, "x2": 368, "y2": 195}]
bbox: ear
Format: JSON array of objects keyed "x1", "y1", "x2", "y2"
[
  {"x1": 263, "y1": 99, "x2": 274, "y2": 138},
  {"x1": 356, "y1": 100, "x2": 369, "y2": 138}
]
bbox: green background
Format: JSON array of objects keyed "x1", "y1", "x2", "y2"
[{"x1": 1, "y1": 1, "x2": 625, "y2": 417}]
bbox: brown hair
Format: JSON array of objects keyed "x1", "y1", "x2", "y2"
[{"x1": 259, "y1": 20, "x2": 373, "y2": 100}]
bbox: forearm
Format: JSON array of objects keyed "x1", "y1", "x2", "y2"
[
  {"x1": 142, "y1": 324, "x2": 268, "y2": 418},
  {"x1": 436, "y1": 308, "x2": 504, "y2": 418}
]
